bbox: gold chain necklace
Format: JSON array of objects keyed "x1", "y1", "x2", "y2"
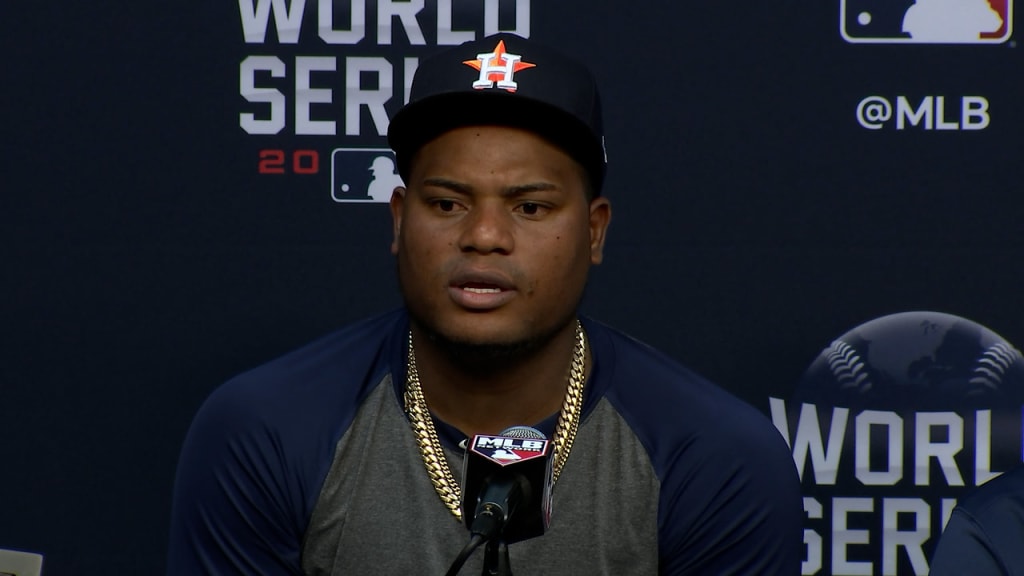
[{"x1": 404, "y1": 321, "x2": 587, "y2": 521}]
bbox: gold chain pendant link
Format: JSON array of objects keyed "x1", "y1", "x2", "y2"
[
  {"x1": 552, "y1": 323, "x2": 586, "y2": 482},
  {"x1": 404, "y1": 321, "x2": 587, "y2": 521}
]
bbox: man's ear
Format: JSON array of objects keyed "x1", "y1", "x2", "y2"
[
  {"x1": 588, "y1": 197, "x2": 612, "y2": 264},
  {"x1": 389, "y1": 186, "x2": 407, "y2": 255}
]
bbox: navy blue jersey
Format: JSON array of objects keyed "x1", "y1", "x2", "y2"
[
  {"x1": 167, "y1": 309, "x2": 801, "y2": 574},
  {"x1": 930, "y1": 464, "x2": 1024, "y2": 576}
]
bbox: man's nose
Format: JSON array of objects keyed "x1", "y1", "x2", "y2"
[{"x1": 457, "y1": 203, "x2": 515, "y2": 255}]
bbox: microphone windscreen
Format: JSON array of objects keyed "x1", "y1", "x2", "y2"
[{"x1": 498, "y1": 425, "x2": 546, "y2": 440}]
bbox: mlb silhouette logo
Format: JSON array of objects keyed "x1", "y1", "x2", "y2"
[
  {"x1": 330, "y1": 148, "x2": 404, "y2": 203},
  {"x1": 841, "y1": 0, "x2": 1012, "y2": 43}
]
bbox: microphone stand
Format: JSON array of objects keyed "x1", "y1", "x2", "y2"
[{"x1": 481, "y1": 538, "x2": 512, "y2": 576}]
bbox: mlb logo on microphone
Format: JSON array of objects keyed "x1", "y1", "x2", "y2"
[
  {"x1": 841, "y1": 0, "x2": 1012, "y2": 43},
  {"x1": 471, "y1": 436, "x2": 550, "y2": 466},
  {"x1": 330, "y1": 148, "x2": 404, "y2": 203}
]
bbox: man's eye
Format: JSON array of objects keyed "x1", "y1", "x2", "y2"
[
  {"x1": 437, "y1": 200, "x2": 456, "y2": 212},
  {"x1": 520, "y1": 203, "x2": 541, "y2": 215}
]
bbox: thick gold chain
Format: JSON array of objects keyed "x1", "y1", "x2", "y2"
[{"x1": 404, "y1": 321, "x2": 587, "y2": 521}]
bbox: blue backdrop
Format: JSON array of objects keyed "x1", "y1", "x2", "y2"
[{"x1": 4, "y1": 1, "x2": 1022, "y2": 574}]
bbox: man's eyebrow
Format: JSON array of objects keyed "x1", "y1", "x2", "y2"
[
  {"x1": 421, "y1": 177, "x2": 472, "y2": 194},
  {"x1": 420, "y1": 178, "x2": 560, "y2": 197},
  {"x1": 504, "y1": 182, "x2": 560, "y2": 197}
]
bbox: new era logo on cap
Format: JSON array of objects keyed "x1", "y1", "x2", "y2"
[{"x1": 463, "y1": 39, "x2": 537, "y2": 92}]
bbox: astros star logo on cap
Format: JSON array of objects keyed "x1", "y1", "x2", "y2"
[{"x1": 462, "y1": 40, "x2": 536, "y2": 93}]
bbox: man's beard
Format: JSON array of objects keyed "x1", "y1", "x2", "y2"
[{"x1": 409, "y1": 312, "x2": 577, "y2": 376}]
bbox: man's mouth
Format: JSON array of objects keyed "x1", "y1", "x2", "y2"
[
  {"x1": 462, "y1": 284, "x2": 502, "y2": 294},
  {"x1": 449, "y1": 278, "x2": 515, "y2": 310}
]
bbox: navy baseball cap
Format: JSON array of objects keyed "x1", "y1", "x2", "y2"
[{"x1": 387, "y1": 33, "x2": 607, "y2": 194}]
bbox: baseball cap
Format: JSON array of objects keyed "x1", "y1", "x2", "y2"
[{"x1": 387, "y1": 33, "x2": 607, "y2": 194}]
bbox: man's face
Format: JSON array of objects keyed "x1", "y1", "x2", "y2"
[{"x1": 390, "y1": 125, "x2": 611, "y2": 350}]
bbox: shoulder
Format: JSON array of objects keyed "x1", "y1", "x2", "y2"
[
  {"x1": 583, "y1": 319, "x2": 802, "y2": 574},
  {"x1": 202, "y1": 309, "x2": 406, "y2": 432},
  {"x1": 168, "y1": 310, "x2": 408, "y2": 572},
  {"x1": 183, "y1": 309, "x2": 408, "y2": 498},
  {"x1": 930, "y1": 465, "x2": 1024, "y2": 575},
  {"x1": 180, "y1": 309, "x2": 408, "y2": 518},
  {"x1": 584, "y1": 318, "x2": 794, "y2": 473},
  {"x1": 955, "y1": 464, "x2": 1024, "y2": 520}
]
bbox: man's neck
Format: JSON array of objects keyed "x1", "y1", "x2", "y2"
[{"x1": 409, "y1": 321, "x2": 580, "y2": 438}]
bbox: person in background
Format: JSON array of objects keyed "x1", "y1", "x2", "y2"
[{"x1": 930, "y1": 463, "x2": 1024, "y2": 575}]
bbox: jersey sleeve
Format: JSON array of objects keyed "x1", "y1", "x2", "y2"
[
  {"x1": 591, "y1": 322, "x2": 804, "y2": 575},
  {"x1": 166, "y1": 311, "x2": 403, "y2": 575},
  {"x1": 657, "y1": 411, "x2": 804, "y2": 575},
  {"x1": 166, "y1": 381, "x2": 308, "y2": 575},
  {"x1": 928, "y1": 508, "x2": 1008, "y2": 576}
]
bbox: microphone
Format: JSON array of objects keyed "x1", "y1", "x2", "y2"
[{"x1": 460, "y1": 425, "x2": 554, "y2": 544}]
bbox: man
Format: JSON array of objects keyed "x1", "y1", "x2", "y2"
[
  {"x1": 929, "y1": 463, "x2": 1024, "y2": 575},
  {"x1": 168, "y1": 33, "x2": 802, "y2": 574}
]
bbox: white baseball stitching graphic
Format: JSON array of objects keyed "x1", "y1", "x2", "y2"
[
  {"x1": 970, "y1": 342, "x2": 1023, "y2": 390},
  {"x1": 826, "y1": 340, "x2": 872, "y2": 393}
]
